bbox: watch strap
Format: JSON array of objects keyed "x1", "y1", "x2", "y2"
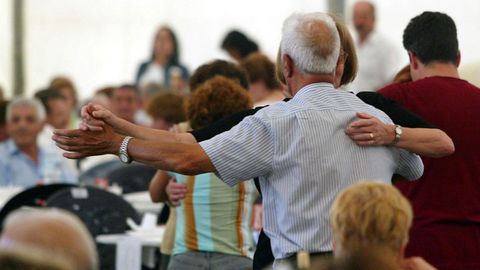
[
  {"x1": 389, "y1": 125, "x2": 402, "y2": 146},
  {"x1": 119, "y1": 136, "x2": 133, "y2": 163}
]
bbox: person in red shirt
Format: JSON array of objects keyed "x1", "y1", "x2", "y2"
[{"x1": 377, "y1": 11, "x2": 480, "y2": 270}]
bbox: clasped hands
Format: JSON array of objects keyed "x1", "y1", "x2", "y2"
[{"x1": 52, "y1": 104, "x2": 123, "y2": 159}]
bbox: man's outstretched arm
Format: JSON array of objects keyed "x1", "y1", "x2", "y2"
[
  {"x1": 52, "y1": 126, "x2": 215, "y2": 175},
  {"x1": 80, "y1": 103, "x2": 196, "y2": 144}
]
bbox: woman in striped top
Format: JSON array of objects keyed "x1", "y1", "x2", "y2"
[{"x1": 155, "y1": 75, "x2": 258, "y2": 270}]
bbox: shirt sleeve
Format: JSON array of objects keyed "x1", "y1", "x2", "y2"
[
  {"x1": 358, "y1": 92, "x2": 435, "y2": 128},
  {"x1": 199, "y1": 112, "x2": 274, "y2": 187},
  {"x1": 393, "y1": 149, "x2": 424, "y2": 180}
]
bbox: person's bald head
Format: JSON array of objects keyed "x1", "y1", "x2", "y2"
[
  {"x1": 353, "y1": 1, "x2": 376, "y2": 39},
  {"x1": 1, "y1": 209, "x2": 98, "y2": 270}
]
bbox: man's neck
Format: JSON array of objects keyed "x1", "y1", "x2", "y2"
[
  {"x1": 290, "y1": 74, "x2": 335, "y2": 96},
  {"x1": 414, "y1": 62, "x2": 460, "y2": 81},
  {"x1": 18, "y1": 143, "x2": 39, "y2": 164},
  {"x1": 358, "y1": 30, "x2": 373, "y2": 45}
]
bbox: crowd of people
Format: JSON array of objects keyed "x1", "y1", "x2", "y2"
[{"x1": 0, "y1": 1, "x2": 479, "y2": 270}]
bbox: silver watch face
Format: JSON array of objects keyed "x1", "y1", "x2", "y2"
[
  {"x1": 120, "y1": 153, "x2": 129, "y2": 163},
  {"x1": 396, "y1": 126, "x2": 403, "y2": 136}
]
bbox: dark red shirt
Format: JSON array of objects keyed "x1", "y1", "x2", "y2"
[{"x1": 379, "y1": 76, "x2": 480, "y2": 270}]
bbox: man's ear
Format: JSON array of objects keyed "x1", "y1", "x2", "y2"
[
  {"x1": 282, "y1": 54, "x2": 294, "y2": 79},
  {"x1": 408, "y1": 51, "x2": 419, "y2": 70}
]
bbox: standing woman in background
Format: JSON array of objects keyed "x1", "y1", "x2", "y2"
[{"x1": 136, "y1": 26, "x2": 190, "y2": 92}]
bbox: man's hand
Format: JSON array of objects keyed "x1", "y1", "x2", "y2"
[
  {"x1": 401, "y1": 257, "x2": 437, "y2": 270},
  {"x1": 53, "y1": 122, "x2": 123, "y2": 159},
  {"x1": 80, "y1": 103, "x2": 123, "y2": 132},
  {"x1": 166, "y1": 178, "x2": 187, "y2": 206},
  {"x1": 345, "y1": 112, "x2": 396, "y2": 146}
]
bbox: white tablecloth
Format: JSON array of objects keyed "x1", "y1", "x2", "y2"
[
  {"x1": 96, "y1": 226, "x2": 165, "y2": 269},
  {"x1": 0, "y1": 187, "x2": 24, "y2": 208},
  {"x1": 122, "y1": 191, "x2": 164, "y2": 214}
]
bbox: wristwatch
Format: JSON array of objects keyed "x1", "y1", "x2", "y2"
[
  {"x1": 119, "y1": 136, "x2": 133, "y2": 164},
  {"x1": 390, "y1": 125, "x2": 403, "y2": 146}
]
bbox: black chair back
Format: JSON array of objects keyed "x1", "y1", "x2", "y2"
[
  {"x1": 46, "y1": 186, "x2": 140, "y2": 235},
  {"x1": 0, "y1": 183, "x2": 75, "y2": 230},
  {"x1": 106, "y1": 164, "x2": 156, "y2": 194}
]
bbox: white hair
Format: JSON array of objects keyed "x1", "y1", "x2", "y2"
[
  {"x1": 280, "y1": 12, "x2": 340, "y2": 74},
  {"x1": 3, "y1": 208, "x2": 98, "y2": 270},
  {"x1": 6, "y1": 97, "x2": 46, "y2": 122}
]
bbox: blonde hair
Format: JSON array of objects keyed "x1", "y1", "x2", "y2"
[
  {"x1": 330, "y1": 14, "x2": 358, "y2": 86},
  {"x1": 0, "y1": 246, "x2": 75, "y2": 270},
  {"x1": 330, "y1": 181, "x2": 412, "y2": 257},
  {"x1": 3, "y1": 208, "x2": 98, "y2": 270}
]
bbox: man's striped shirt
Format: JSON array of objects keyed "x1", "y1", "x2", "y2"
[{"x1": 200, "y1": 82, "x2": 423, "y2": 259}]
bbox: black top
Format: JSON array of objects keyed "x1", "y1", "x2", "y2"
[
  {"x1": 356, "y1": 91, "x2": 434, "y2": 128},
  {"x1": 191, "y1": 93, "x2": 433, "y2": 142},
  {"x1": 189, "y1": 92, "x2": 434, "y2": 270}
]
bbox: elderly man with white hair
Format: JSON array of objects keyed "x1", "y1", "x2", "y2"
[
  {"x1": 0, "y1": 97, "x2": 77, "y2": 187},
  {"x1": 0, "y1": 208, "x2": 98, "y2": 270},
  {"x1": 54, "y1": 12, "x2": 423, "y2": 265}
]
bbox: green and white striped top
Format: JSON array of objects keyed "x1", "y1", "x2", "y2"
[{"x1": 173, "y1": 172, "x2": 258, "y2": 258}]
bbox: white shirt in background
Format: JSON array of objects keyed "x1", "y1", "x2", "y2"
[
  {"x1": 139, "y1": 63, "x2": 165, "y2": 89},
  {"x1": 347, "y1": 31, "x2": 402, "y2": 92}
]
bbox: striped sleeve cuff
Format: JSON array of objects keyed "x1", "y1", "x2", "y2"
[{"x1": 199, "y1": 139, "x2": 241, "y2": 187}]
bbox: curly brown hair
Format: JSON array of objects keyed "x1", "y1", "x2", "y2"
[{"x1": 187, "y1": 76, "x2": 252, "y2": 130}]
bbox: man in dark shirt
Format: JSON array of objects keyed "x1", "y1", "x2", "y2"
[{"x1": 378, "y1": 12, "x2": 480, "y2": 270}]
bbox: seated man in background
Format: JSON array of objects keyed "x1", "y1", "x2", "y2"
[
  {"x1": 111, "y1": 84, "x2": 141, "y2": 124},
  {"x1": 239, "y1": 53, "x2": 285, "y2": 107},
  {"x1": 0, "y1": 208, "x2": 98, "y2": 270},
  {"x1": 0, "y1": 97, "x2": 77, "y2": 186},
  {"x1": 330, "y1": 181, "x2": 436, "y2": 270}
]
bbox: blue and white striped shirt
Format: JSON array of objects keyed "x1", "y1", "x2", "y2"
[{"x1": 200, "y1": 82, "x2": 423, "y2": 260}]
